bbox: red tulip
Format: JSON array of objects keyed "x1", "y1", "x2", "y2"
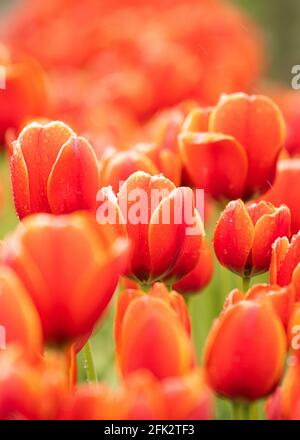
[
  {"x1": 245, "y1": 283, "x2": 295, "y2": 330},
  {"x1": 213, "y1": 200, "x2": 291, "y2": 277},
  {"x1": 115, "y1": 283, "x2": 194, "y2": 380},
  {"x1": 270, "y1": 232, "x2": 300, "y2": 300},
  {"x1": 2, "y1": 212, "x2": 129, "y2": 344},
  {"x1": 179, "y1": 131, "x2": 248, "y2": 200},
  {"x1": 0, "y1": 46, "x2": 49, "y2": 143},
  {"x1": 204, "y1": 298, "x2": 286, "y2": 400},
  {"x1": 59, "y1": 383, "x2": 127, "y2": 420},
  {"x1": 9, "y1": 121, "x2": 99, "y2": 218},
  {"x1": 0, "y1": 346, "x2": 68, "y2": 420},
  {"x1": 209, "y1": 93, "x2": 285, "y2": 198},
  {"x1": 259, "y1": 159, "x2": 300, "y2": 235},
  {"x1": 173, "y1": 238, "x2": 214, "y2": 294},
  {"x1": 97, "y1": 171, "x2": 203, "y2": 284},
  {"x1": 162, "y1": 368, "x2": 214, "y2": 420},
  {"x1": 266, "y1": 356, "x2": 300, "y2": 420},
  {"x1": 0, "y1": 266, "x2": 43, "y2": 360}
]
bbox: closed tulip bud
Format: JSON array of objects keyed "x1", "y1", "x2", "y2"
[
  {"x1": 2, "y1": 212, "x2": 129, "y2": 344},
  {"x1": 97, "y1": 171, "x2": 203, "y2": 284},
  {"x1": 213, "y1": 200, "x2": 291, "y2": 277},
  {"x1": 204, "y1": 299, "x2": 286, "y2": 400},
  {"x1": 173, "y1": 238, "x2": 214, "y2": 294},
  {"x1": 162, "y1": 368, "x2": 215, "y2": 420},
  {"x1": 270, "y1": 232, "x2": 300, "y2": 300},
  {"x1": 115, "y1": 284, "x2": 194, "y2": 380},
  {"x1": 209, "y1": 93, "x2": 285, "y2": 198},
  {"x1": 0, "y1": 346, "x2": 68, "y2": 420},
  {"x1": 0, "y1": 266, "x2": 43, "y2": 359},
  {"x1": 258, "y1": 159, "x2": 300, "y2": 235},
  {"x1": 9, "y1": 121, "x2": 99, "y2": 218},
  {"x1": 266, "y1": 356, "x2": 300, "y2": 420}
]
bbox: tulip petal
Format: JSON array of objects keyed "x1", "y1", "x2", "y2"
[
  {"x1": 48, "y1": 136, "x2": 99, "y2": 214},
  {"x1": 179, "y1": 132, "x2": 248, "y2": 200},
  {"x1": 9, "y1": 141, "x2": 31, "y2": 218}
]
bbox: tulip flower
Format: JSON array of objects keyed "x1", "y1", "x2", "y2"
[
  {"x1": 59, "y1": 383, "x2": 127, "y2": 420},
  {"x1": 9, "y1": 121, "x2": 99, "y2": 218},
  {"x1": 0, "y1": 346, "x2": 68, "y2": 420},
  {"x1": 266, "y1": 356, "x2": 300, "y2": 420},
  {"x1": 1, "y1": 212, "x2": 129, "y2": 344},
  {"x1": 209, "y1": 93, "x2": 285, "y2": 198},
  {"x1": 173, "y1": 238, "x2": 214, "y2": 294},
  {"x1": 0, "y1": 266, "x2": 43, "y2": 359},
  {"x1": 204, "y1": 298, "x2": 286, "y2": 400},
  {"x1": 115, "y1": 284, "x2": 194, "y2": 379},
  {"x1": 270, "y1": 232, "x2": 300, "y2": 300},
  {"x1": 99, "y1": 144, "x2": 181, "y2": 192},
  {"x1": 97, "y1": 171, "x2": 203, "y2": 284},
  {"x1": 213, "y1": 200, "x2": 291, "y2": 280},
  {"x1": 179, "y1": 132, "x2": 248, "y2": 200},
  {"x1": 162, "y1": 368, "x2": 214, "y2": 420},
  {"x1": 0, "y1": 46, "x2": 49, "y2": 143},
  {"x1": 245, "y1": 283, "x2": 295, "y2": 330},
  {"x1": 260, "y1": 159, "x2": 300, "y2": 234}
]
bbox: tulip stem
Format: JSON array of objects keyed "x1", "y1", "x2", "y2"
[
  {"x1": 82, "y1": 340, "x2": 97, "y2": 382},
  {"x1": 232, "y1": 401, "x2": 253, "y2": 420},
  {"x1": 242, "y1": 276, "x2": 251, "y2": 293}
]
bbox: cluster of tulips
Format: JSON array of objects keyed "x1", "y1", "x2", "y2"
[
  {"x1": 0, "y1": 88, "x2": 299, "y2": 420},
  {"x1": 1, "y1": 0, "x2": 300, "y2": 422}
]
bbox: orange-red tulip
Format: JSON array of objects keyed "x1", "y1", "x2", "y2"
[
  {"x1": 173, "y1": 238, "x2": 214, "y2": 294},
  {"x1": 59, "y1": 383, "x2": 127, "y2": 420},
  {"x1": 204, "y1": 298, "x2": 286, "y2": 400},
  {"x1": 2, "y1": 212, "x2": 129, "y2": 344},
  {"x1": 270, "y1": 232, "x2": 300, "y2": 300},
  {"x1": 0, "y1": 346, "x2": 68, "y2": 420},
  {"x1": 266, "y1": 356, "x2": 300, "y2": 420},
  {"x1": 115, "y1": 284, "x2": 194, "y2": 380},
  {"x1": 97, "y1": 171, "x2": 203, "y2": 284},
  {"x1": 179, "y1": 132, "x2": 248, "y2": 200},
  {"x1": 0, "y1": 46, "x2": 49, "y2": 144},
  {"x1": 162, "y1": 368, "x2": 214, "y2": 420},
  {"x1": 209, "y1": 93, "x2": 285, "y2": 198},
  {"x1": 0, "y1": 266, "x2": 43, "y2": 359},
  {"x1": 213, "y1": 200, "x2": 291, "y2": 277},
  {"x1": 245, "y1": 283, "x2": 295, "y2": 330},
  {"x1": 260, "y1": 159, "x2": 300, "y2": 235},
  {"x1": 9, "y1": 121, "x2": 99, "y2": 218}
]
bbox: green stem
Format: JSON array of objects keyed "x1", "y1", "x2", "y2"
[
  {"x1": 232, "y1": 401, "x2": 257, "y2": 420},
  {"x1": 82, "y1": 340, "x2": 97, "y2": 382},
  {"x1": 242, "y1": 276, "x2": 251, "y2": 293}
]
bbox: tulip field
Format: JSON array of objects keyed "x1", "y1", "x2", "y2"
[{"x1": 1, "y1": 0, "x2": 300, "y2": 424}]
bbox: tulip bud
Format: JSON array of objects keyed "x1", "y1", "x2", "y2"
[
  {"x1": 98, "y1": 171, "x2": 203, "y2": 284},
  {"x1": 213, "y1": 200, "x2": 291, "y2": 277},
  {"x1": 115, "y1": 284, "x2": 194, "y2": 379},
  {"x1": 258, "y1": 159, "x2": 300, "y2": 235},
  {"x1": 2, "y1": 212, "x2": 129, "y2": 344},
  {"x1": 209, "y1": 93, "x2": 285, "y2": 198},
  {"x1": 0, "y1": 266, "x2": 43, "y2": 359},
  {"x1": 270, "y1": 232, "x2": 300, "y2": 300},
  {"x1": 9, "y1": 121, "x2": 99, "y2": 218},
  {"x1": 204, "y1": 299, "x2": 286, "y2": 400}
]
